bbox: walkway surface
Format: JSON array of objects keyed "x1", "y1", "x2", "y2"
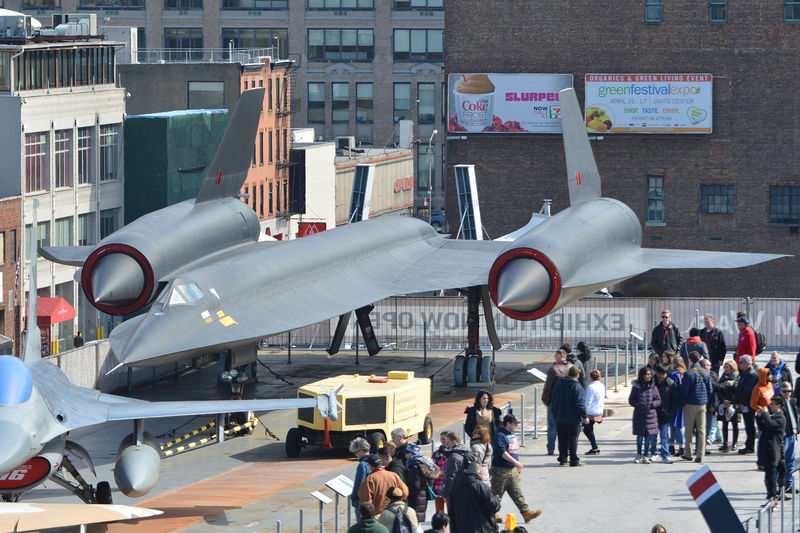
[{"x1": 28, "y1": 348, "x2": 790, "y2": 532}]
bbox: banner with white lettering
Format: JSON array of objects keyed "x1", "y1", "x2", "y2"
[
  {"x1": 447, "y1": 73, "x2": 573, "y2": 134},
  {"x1": 584, "y1": 73, "x2": 713, "y2": 134}
]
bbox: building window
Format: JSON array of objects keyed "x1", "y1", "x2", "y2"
[
  {"x1": 417, "y1": 82, "x2": 435, "y2": 124},
  {"x1": 308, "y1": 82, "x2": 325, "y2": 123},
  {"x1": 164, "y1": 28, "x2": 203, "y2": 60},
  {"x1": 770, "y1": 186, "x2": 800, "y2": 224},
  {"x1": 260, "y1": 184, "x2": 264, "y2": 217},
  {"x1": 99, "y1": 209, "x2": 119, "y2": 240},
  {"x1": 259, "y1": 132, "x2": 264, "y2": 165},
  {"x1": 188, "y1": 81, "x2": 224, "y2": 109},
  {"x1": 393, "y1": 0, "x2": 442, "y2": 8},
  {"x1": 646, "y1": 175, "x2": 665, "y2": 224},
  {"x1": 268, "y1": 79, "x2": 273, "y2": 110},
  {"x1": 283, "y1": 129, "x2": 287, "y2": 158},
  {"x1": 356, "y1": 82, "x2": 373, "y2": 123},
  {"x1": 275, "y1": 130, "x2": 280, "y2": 162},
  {"x1": 645, "y1": 0, "x2": 662, "y2": 22},
  {"x1": 77, "y1": 127, "x2": 93, "y2": 185},
  {"x1": 785, "y1": 1, "x2": 800, "y2": 21},
  {"x1": 221, "y1": 28, "x2": 287, "y2": 60},
  {"x1": 308, "y1": 29, "x2": 374, "y2": 61},
  {"x1": 9, "y1": 230, "x2": 16, "y2": 262},
  {"x1": 308, "y1": 0, "x2": 373, "y2": 8},
  {"x1": 80, "y1": 0, "x2": 143, "y2": 6},
  {"x1": 268, "y1": 130, "x2": 274, "y2": 163},
  {"x1": 393, "y1": 29, "x2": 443, "y2": 62},
  {"x1": 0, "y1": 52, "x2": 10, "y2": 91},
  {"x1": 269, "y1": 182, "x2": 274, "y2": 214},
  {"x1": 99, "y1": 125, "x2": 119, "y2": 181},
  {"x1": 222, "y1": 0, "x2": 285, "y2": 8},
  {"x1": 709, "y1": 0, "x2": 727, "y2": 22},
  {"x1": 54, "y1": 130, "x2": 72, "y2": 188},
  {"x1": 54, "y1": 217, "x2": 73, "y2": 247},
  {"x1": 25, "y1": 132, "x2": 47, "y2": 193},
  {"x1": 26, "y1": 222, "x2": 50, "y2": 254},
  {"x1": 165, "y1": 0, "x2": 201, "y2": 8},
  {"x1": 0, "y1": 233, "x2": 5, "y2": 264},
  {"x1": 23, "y1": 0, "x2": 60, "y2": 9},
  {"x1": 700, "y1": 185, "x2": 734, "y2": 214},
  {"x1": 77, "y1": 213, "x2": 95, "y2": 246},
  {"x1": 393, "y1": 83, "x2": 411, "y2": 123},
  {"x1": 417, "y1": 144, "x2": 435, "y2": 190},
  {"x1": 332, "y1": 82, "x2": 349, "y2": 123},
  {"x1": 136, "y1": 27, "x2": 146, "y2": 62}
]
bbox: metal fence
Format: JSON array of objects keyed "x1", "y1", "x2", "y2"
[
  {"x1": 136, "y1": 47, "x2": 276, "y2": 64},
  {"x1": 743, "y1": 467, "x2": 800, "y2": 532},
  {"x1": 280, "y1": 295, "x2": 800, "y2": 353}
]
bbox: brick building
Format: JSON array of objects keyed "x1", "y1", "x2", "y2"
[
  {"x1": 0, "y1": 197, "x2": 21, "y2": 354},
  {"x1": 445, "y1": 0, "x2": 800, "y2": 297}
]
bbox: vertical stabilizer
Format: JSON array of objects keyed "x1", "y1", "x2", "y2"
[
  {"x1": 23, "y1": 200, "x2": 41, "y2": 364},
  {"x1": 195, "y1": 88, "x2": 266, "y2": 203},
  {"x1": 560, "y1": 88, "x2": 602, "y2": 205}
]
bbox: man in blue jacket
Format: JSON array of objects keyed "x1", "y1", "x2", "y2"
[
  {"x1": 550, "y1": 365, "x2": 589, "y2": 467},
  {"x1": 680, "y1": 355, "x2": 714, "y2": 463}
]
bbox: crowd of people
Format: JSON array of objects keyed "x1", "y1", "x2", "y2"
[
  {"x1": 345, "y1": 309, "x2": 798, "y2": 531},
  {"x1": 347, "y1": 391, "x2": 541, "y2": 533}
]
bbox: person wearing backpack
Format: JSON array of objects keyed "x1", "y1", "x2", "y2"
[
  {"x1": 734, "y1": 316, "x2": 757, "y2": 363},
  {"x1": 377, "y1": 486, "x2": 418, "y2": 533},
  {"x1": 401, "y1": 442, "x2": 441, "y2": 523},
  {"x1": 449, "y1": 452, "x2": 501, "y2": 533}
]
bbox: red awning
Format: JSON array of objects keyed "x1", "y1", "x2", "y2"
[{"x1": 29, "y1": 298, "x2": 76, "y2": 328}]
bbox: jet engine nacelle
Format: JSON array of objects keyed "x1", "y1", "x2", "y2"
[
  {"x1": 488, "y1": 198, "x2": 642, "y2": 320},
  {"x1": 114, "y1": 432, "x2": 161, "y2": 498},
  {"x1": 82, "y1": 198, "x2": 260, "y2": 315},
  {"x1": 0, "y1": 436, "x2": 65, "y2": 494}
]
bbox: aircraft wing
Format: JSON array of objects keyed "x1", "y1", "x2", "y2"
[
  {"x1": 564, "y1": 247, "x2": 789, "y2": 289},
  {"x1": 38, "y1": 245, "x2": 93, "y2": 266},
  {"x1": 0, "y1": 502, "x2": 162, "y2": 532},
  {"x1": 32, "y1": 360, "x2": 318, "y2": 441}
]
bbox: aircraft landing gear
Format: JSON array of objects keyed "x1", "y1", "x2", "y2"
[
  {"x1": 50, "y1": 456, "x2": 113, "y2": 504},
  {"x1": 453, "y1": 286, "x2": 497, "y2": 387},
  {"x1": 2, "y1": 493, "x2": 20, "y2": 502}
]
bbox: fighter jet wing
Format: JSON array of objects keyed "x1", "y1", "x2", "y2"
[
  {"x1": 564, "y1": 247, "x2": 788, "y2": 289},
  {"x1": 31, "y1": 359, "x2": 318, "y2": 442},
  {"x1": 0, "y1": 502, "x2": 162, "y2": 532},
  {"x1": 39, "y1": 245, "x2": 93, "y2": 266}
]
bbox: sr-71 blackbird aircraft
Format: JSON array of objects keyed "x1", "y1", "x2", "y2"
[
  {"x1": 0, "y1": 200, "x2": 336, "y2": 504},
  {"x1": 41, "y1": 87, "x2": 786, "y2": 370}
]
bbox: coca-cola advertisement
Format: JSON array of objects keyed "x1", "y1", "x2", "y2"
[{"x1": 447, "y1": 73, "x2": 573, "y2": 134}]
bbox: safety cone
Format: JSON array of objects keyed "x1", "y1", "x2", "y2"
[{"x1": 505, "y1": 513, "x2": 517, "y2": 530}]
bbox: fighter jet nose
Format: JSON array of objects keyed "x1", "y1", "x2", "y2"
[
  {"x1": 0, "y1": 421, "x2": 35, "y2": 476},
  {"x1": 90, "y1": 253, "x2": 145, "y2": 306},
  {"x1": 495, "y1": 257, "x2": 551, "y2": 312}
]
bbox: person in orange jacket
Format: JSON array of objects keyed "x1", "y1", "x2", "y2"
[{"x1": 752, "y1": 367, "x2": 776, "y2": 413}]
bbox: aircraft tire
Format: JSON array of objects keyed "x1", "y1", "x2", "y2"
[
  {"x1": 453, "y1": 355, "x2": 467, "y2": 387},
  {"x1": 95, "y1": 481, "x2": 113, "y2": 504},
  {"x1": 419, "y1": 416, "x2": 434, "y2": 444},
  {"x1": 286, "y1": 427, "x2": 302, "y2": 458},
  {"x1": 368, "y1": 431, "x2": 386, "y2": 453},
  {"x1": 466, "y1": 355, "x2": 479, "y2": 383},
  {"x1": 479, "y1": 356, "x2": 495, "y2": 384}
]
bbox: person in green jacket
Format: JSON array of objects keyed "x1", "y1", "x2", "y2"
[{"x1": 348, "y1": 502, "x2": 389, "y2": 533}]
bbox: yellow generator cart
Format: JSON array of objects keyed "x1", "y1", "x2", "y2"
[{"x1": 285, "y1": 371, "x2": 433, "y2": 457}]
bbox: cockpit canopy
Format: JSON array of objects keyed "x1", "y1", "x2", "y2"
[
  {"x1": 0, "y1": 356, "x2": 33, "y2": 405},
  {"x1": 156, "y1": 279, "x2": 204, "y2": 310}
]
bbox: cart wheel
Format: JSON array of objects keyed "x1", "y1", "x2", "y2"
[
  {"x1": 453, "y1": 355, "x2": 467, "y2": 387},
  {"x1": 419, "y1": 416, "x2": 434, "y2": 444},
  {"x1": 95, "y1": 481, "x2": 112, "y2": 504},
  {"x1": 479, "y1": 356, "x2": 495, "y2": 384},
  {"x1": 244, "y1": 410, "x2": 256, "y2": 435},
  {"x1": 286, "y1": 427, "x2": 303, "y2": 457},
  {"x1": 466, "y1": 355, "x2": 480, "y2": 383},
  {"x1": 368, "y1": 431, "x2": 386, "y2": 453}
]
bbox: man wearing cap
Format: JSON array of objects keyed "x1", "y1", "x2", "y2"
[
  {"x1": 780, "y1": 382, "x2": 799, "y2": 497},
  {"x1": 357, "y1": 454, "x2": 408, "y2": 515},
  {"x1": 490, "y1": 413, "x2": 542, "y2": 523},
  {"x1": 735, "y1": 316, "x2": 757, "y2": 363}
]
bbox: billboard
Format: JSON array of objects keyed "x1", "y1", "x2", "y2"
[
  {"x1": 584, "y1": 74, "x2": 713, "y2": 134},
  {"x1": 447, "y1": 73, "x2": 573, "y2": 134}
]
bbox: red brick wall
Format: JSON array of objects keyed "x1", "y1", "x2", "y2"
[
  {"x1": 0, "y1": 198, "x2": 21, "y2": 353},
  {"x1": 445, "y1": 0, "x2": 800, "y2": 297}
]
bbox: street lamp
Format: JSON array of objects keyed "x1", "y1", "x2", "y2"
[{"x1": 427, "y1": 129, "x2": 438, "y2": 224}]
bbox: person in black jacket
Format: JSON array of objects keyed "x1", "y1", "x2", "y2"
[
  {"x1": 464, "y1": 390, "x2": 503, "y2": 439},
  {"x1": 550, "y1": 365, "x2": 589, "y2": 467},
  {"x1": 699, "y1": 314, "x2": 726, "y2": 375},
  {"x1": 779, "y1": 383, "x2": 799, "y2": 496},
  {"x1": 756, "y1": 395, "x2": 787, "y2": 502},
  {"x1": 736, "y1": 355, "x2": 760, "y2": 454},
  {"x1": 449, "y1": 453, "x2": 501, "y2": 533},
  {"x1": 653, "y1": 365, "x2": 675, "y2": 463},
  {"x1": 650, "y1": 310, "x2": 683, "y2": 356}
]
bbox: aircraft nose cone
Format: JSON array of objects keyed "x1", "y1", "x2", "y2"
[
  {"x1": 90, "y1": 253, "x2": 145, "y2": 306},
  {"x1": 495, "y1": 257, "x2": 551, "y2": 312},
  {"x1": 0, "y1": 421, "x2": 35, "y2": 476}
]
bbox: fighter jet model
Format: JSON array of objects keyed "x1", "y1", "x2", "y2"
[
  {"x1": 0, "y1": 201, "x2": 336, "y2": 504},
  {"x1": 41, "y1": 88, "x2": 786, "y2": 369}
]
